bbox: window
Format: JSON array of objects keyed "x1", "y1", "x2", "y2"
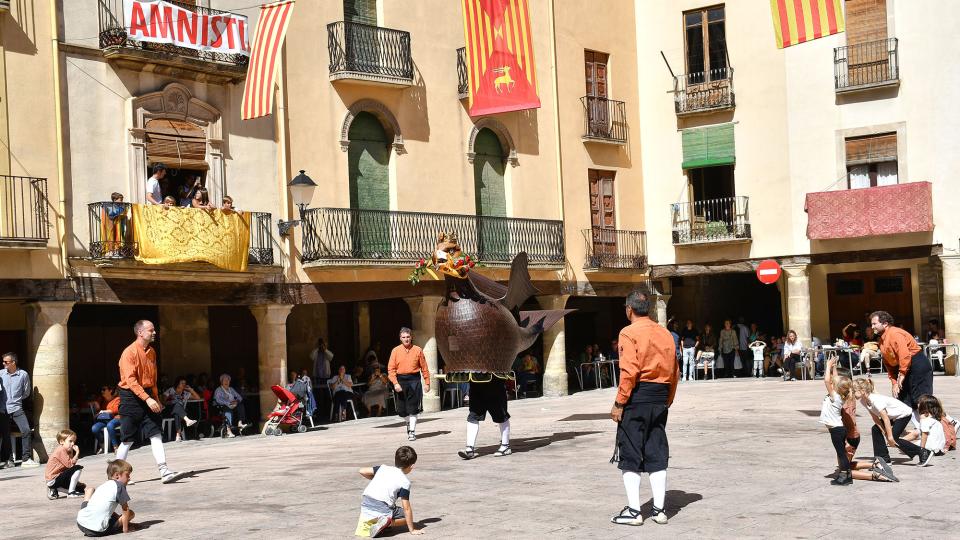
[
  {"x1": 588, "y1": 169, "x2": 617, "y2": 258},
  {"x1": 689, "y1": 166, "x2": 735, "y2": 203},
  {"x1": 845, "y1": 0, "x2": 888, "y2": 46},
  {"x1": 344, "y1": 0, "x2": 377, "y2": 25},
  {"x1": 846, "y1": 132, "x2": 897, "y2": 189},
  {"x1": 836, "y1": 279, "x2": 865, "y2": 295},
  {"x1": 684, "y1": 6, "x2": 727, "y2": 84},
  {"x1": 874, "y1": 276, "x2": 904, "y2": 294}
]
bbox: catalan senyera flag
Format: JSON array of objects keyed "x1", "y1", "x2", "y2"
[
  {"x1": 462, "y1": 0, "x2": 541, "y2": 117},
  {"x1": 769, "y1": 0, "x2": 844, "y2": 48},
  {"x1": 241, "y1": 1, "x2": 295, "y2": 120}
]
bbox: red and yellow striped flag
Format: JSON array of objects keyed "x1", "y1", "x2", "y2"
[
  {"x1": 241, "y1": 1, "x2": 295, "y2": 120},
  {"x1": 769, "y1": 0, "x2": 844, "y2": 49},
  {"x1": 462, "y1": 0, "x2": 540, "y2": 116}
]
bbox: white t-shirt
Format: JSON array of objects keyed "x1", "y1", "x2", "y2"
[
  {"x1": 864, "y1": 393, "x2": 912, "y2": 420},
  {"x1": 750, "y1": 344, "x2": 765, "y2": 361},
  {"x1": 919, "y1": 416, "x2": 946, "y2": 451},
  {"x1": 783, "y1": 340, "x2": 803, "y2": 356},
  {"x1": 819, "y1": 392, "x2": 844, "y2": 427},
  {"x1": 145, "y1": 176, "x2": 162, "y2": 204},
  {"x1": 328, "y1": 374, "x2": 353, "y2": 394},
  {"x1": 77, "y1": 480, "x2": 130, "y2": 532},
  {"x1": 311, "y1": 348, "x2": 333, "y2": 381},
  {"x1": 362, "y1": 464, "x2": 411, "y2": 508}
]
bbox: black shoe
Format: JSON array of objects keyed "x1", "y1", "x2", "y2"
[
  {"x1": 830, "y1": 470, "x2": 852, "y2": 485},
  {"x1": 47, "y1": 487, "x2": 61, "y2": 500},
  {"x1": 873, "y1": 458, "x2": 899, "y2": 482},
  {"x1": 457, "y1": 446, "x2": 478, "y2": 460},
  {"x1": 919, "y1": 448, "x2": 934, "y2": 467}
]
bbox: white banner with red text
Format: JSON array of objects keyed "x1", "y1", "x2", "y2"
[{"x1": 123, "y1": 0, "x2": 250, "y2": 56}]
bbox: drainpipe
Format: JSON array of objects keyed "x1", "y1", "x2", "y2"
[
  {"x1": 275, "y1": 44, "x2": 294, "y2": 280},
  {"x1": 49, "y1": 0, "x2": 69, "y2": 277},
  {"x1": 547, "y1": 0, "x2": 566, "y2": 270}
]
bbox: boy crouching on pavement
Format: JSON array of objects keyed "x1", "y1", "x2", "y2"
[
  {"x1": 355, "y1": 446, "x2": 423, "y2": 537},
  {"x1": 77, "y1": 460, "x2": 135, "y2": 536},
  {"x1": 45, "y1": 429, "x2": 85, "y2": 499}
]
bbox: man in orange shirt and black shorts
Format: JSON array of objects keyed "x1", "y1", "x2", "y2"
[
  {"x1": 388, "y1": 327, "x2": 431, "y2": 441},
  {"x1": 610, "y1": 291, "x2": 679, "y2": 527},
  {"x1": 115, "y1": 320, "x2": 182, "y2": 484},
  {"x1": 870, "y1": 310, "x2": 933, "y2": 410}
]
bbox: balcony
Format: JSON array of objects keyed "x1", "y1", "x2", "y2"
[
  {"x1": 671, "y1": 196, "x2": 751, "y2": 245},
  {"x1": 87, "y1": 202, "x2": 274, "y2": 266},
  {"x1": 582, "y1": 228, "x2": 647, "y2": 270},
  {"x1": 834, "y1": 38, "x2": 899, "y2": 93},
  {"x1": 327, "y1": 21, "x2": 413, "y2": 87},
  {"x1": 0, "y1": 176, "x2": 49, "y2": 247},
  {"x1": 456, "y1": 47, "x2": 469, "y2": 99},
  {"x1": 805, "y1": 182, "x2": 932, "y2": 240},
  {"x1": 301, "y1": 208, "x2": 565, "y2": 267},
  {"x1": 674, "y1": 67, "x2": 735, "y2": 116},
  {"x1": 580, "y1": 97, "x2": 627, "y2": 144},
  {"x1": 97, "y1": 0, "x2": 248, "y2": 82}
]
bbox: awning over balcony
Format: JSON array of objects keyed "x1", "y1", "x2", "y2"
[
  {"x1": 804, "y1": 182, "x2": 933, "y2": 240},
  {"x1": 682, "y1": 123, "x2": 735, "y2": 169}
]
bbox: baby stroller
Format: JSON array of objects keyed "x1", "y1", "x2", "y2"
[{"x1": 263, "y1": 384, "x2": 309, "y2": 436}]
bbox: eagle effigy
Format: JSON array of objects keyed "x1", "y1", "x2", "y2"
[{"x1": 409, "y1": 232, "x2": 571, "y2": 458}]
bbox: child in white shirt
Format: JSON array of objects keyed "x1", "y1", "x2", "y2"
[
  {"x1": 355, "y1": 446, "x2": 423, "y2": 537},
  {"x1": 77, "y1": 459, "x2": 135, "y2": 536},
  {"x1": 897, "y1": 394, "x2": 947, "y2": 466},
  {"x1": 853, "y1": 377, "x2": 913, "y2": 464},
  {"x1": 749, "y1": 340, "x2": 765, "y2": 378}
]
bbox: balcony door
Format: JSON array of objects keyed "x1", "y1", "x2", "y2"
[
  {"x1": 684, "y1": 6, "x2": 727, "y2": 84},
  {"x1": 473, "y1": 128, "x2": 507, "y2": 260},
  {"x1": 348, "y1": 112, "x2": 390, "y2": 258},
  {"x1": 344, "y1": 0, "x2": 379, "y2": 73},
  {"x1": 589, "y1": 169, "x2": 616, "y2": 263},
  {"x1": 584, "y1": 51, "x2": 610, "y2": 138},
  {"x1": 844, "y1": 0, "x2": 890, "y2": 84}
]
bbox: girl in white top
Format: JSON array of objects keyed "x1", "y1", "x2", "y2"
[
  {"x1": 897, "y1": 394, "x2": 947, "y2": 466},
  {"x1": 853, "y1": 378, "x2": 912, "y2": 463},
  {"x1": 822, "y1": 359, "x2": 897, "y2": 485}
]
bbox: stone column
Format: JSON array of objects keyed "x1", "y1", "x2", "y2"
[
  {"x1": 783, "y1": 264, "x2": 812, "y2": 344},
  {"x1": 250, "y1": 305, "x2": 293, "y2": 422},
  {"x1": 941, "y1": 256, "x2": 960, "y2": 351},
  {"x1": 537, "y1": 294, "x2": 570, "y2": 397},
  {"x1": 25, "y1": 301, "x2": 75, "y2": 462},
  {"x1": 404, "y1": 296, "x2": 443, "y2": 413}
]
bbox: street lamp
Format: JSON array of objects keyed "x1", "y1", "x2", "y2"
[{"x1": 277, "y1": 170, "x2": 317, "y2": 237}]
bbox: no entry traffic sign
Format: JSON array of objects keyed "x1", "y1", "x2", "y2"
[{"x1": 756, "y1": 259, "x2": 781, "y2": 285}]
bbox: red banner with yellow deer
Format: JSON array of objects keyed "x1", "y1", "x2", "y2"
[{"x1": 461, "y1": 0, "x2": 541, "y2": 116}]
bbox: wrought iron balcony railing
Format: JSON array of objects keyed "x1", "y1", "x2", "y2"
[
  {"x1": 674, "y1": 67, "x2": 734, "y2": 115},
  {"x1": 457, "y1": 47, "x2": 469, "y2": 99},
  {"x1": 671, "y1": 196, "x2": 751, "y2": 245},
  {"x1": 0, "y1": 175, "x2": 49, "y2": 245},
  {"x1": 87, "y1": 202, "x2": 273, "y2": 265},
  {"x1": 834, "y1": 38, "x2": 899, "y2": 91},
  {"x1": 328, "y1": 21, "x2": 413, "y2": 85},
  {"x1": 580, "y1": 96, "x2": 627, "y2": 144},
  {"x1": 301, "y1": 207, "x2": 565, "y2": 266},
  {"x1": 97, "y1": 0, "x2": 248, "y2": 75},
  {"x1": 582, "y1": 228, "x2": 647, "y2": 270}
]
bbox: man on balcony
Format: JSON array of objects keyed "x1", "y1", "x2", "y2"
[{"x1": 145, "y1": 163, "x2": 166, "y2": 205}]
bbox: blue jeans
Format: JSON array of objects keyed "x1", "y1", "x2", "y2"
[
  {"x1": 682, "y1": 347, "x2": 697, "y2": 380},
  {"x1": 92, "y1": 418, "x2": 121, "y2": 447}
]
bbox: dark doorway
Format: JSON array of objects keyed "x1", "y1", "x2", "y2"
[
  {"x1": 327, "y1": 302, "x2": 359, "y2": 373},
  {"x1": 669, "y1": 274, "x2": 784, "y2": 339},
  {"x1": 209, "y1": 306, "x2": 259, "y2": 392},
  {"x1": 369, "y1": 298, "x2": 412, "y2": 368}
]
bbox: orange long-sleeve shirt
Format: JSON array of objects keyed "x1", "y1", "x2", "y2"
[
  {"x1": 44, "y1": 445, "x2": 79, "y2": 481},
  {"x1": 615, "y1": 317, "x2": 679, "y2": 406},
  {"x1": 387, "y1": 344, "x2": 430, "y2": 385},
  {"x1": 878, "y1": 325, "x2": 920, "y2": 382},
  {"x1": 117, "y1": 341, "x2": 159, "y2": 401}
]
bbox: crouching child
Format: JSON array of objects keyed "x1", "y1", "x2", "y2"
[
  {"x1": 77, "y1": 460, "x2": 135, "y2": 536},
  {"x1": 355, "y1": 446, "x2": 423, "y2": 537}
]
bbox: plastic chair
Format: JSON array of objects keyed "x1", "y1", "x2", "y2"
[
  {"x1": 695, "y1": 353, "x2": 716, "y2": 380},
  {"x1": 330, "y1": 399, "x2": 358, "y2": 422},
  {"x1": 161, "y1": 418, "x2": 176, "y2": 441},
  {"x1": 443, "y1": 385, "x2": 461, "y2": 408}
]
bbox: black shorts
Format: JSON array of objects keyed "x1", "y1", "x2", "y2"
[
  {"x1": 616, "y1": 401, "x2": 669, "y2": 473},
  {"x1": 467, "y1": 379, "x2": 510, "y2": 424},
  {"x1": 48, "y1": 465, "x2": 83, "y2": 490},
  {"x1": 395, "y1": 374, "x2": 424, "y2": 417},
  {"x1": 77, "y1": 503, "x2": 121, "y2": 537},
  {"x1": 118, "y1": 388, "x2": 162, "y2": 443}
]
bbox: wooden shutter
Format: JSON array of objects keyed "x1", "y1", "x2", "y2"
[
  {"x1": 344, "y1": 0, "x2": 377, "y2": 25},
  {"x1": 584, "y1": 51, "x2": 608, "y2": 98},
  {"x1": 682, "y1": 123, "x2": 735, "y2": 169},
  {"x1": 845, "y1": 133, "x2": 897, "y2": 165},
  {"x1": 589, "y1": 169, "x2": 617, "y2": 256},
  {"x1": 845, "y1": 0, "x2": 887, "y2": 45},
  {"x1": 144, "y1": 119, "x2": 208, "y2": 170}
]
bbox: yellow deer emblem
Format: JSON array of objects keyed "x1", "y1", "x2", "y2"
[{"x1": 492, "y1": 66, "x2": 515, "y2": 94}]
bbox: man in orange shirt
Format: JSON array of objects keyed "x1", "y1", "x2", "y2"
[
  {"x1": 610, "y1": 291, "x2": 678, "y2": 527},
  {"x1": 115, "y1": 320, "x2": 182, "y2": 484},
  {"x1": 388, "y1": 327, "x2": 431, "y2": 441},
  {"x1": 870, "y1": 310, "x2": 932, "y2": 410}
]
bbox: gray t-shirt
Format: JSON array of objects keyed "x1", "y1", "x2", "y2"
[{"x1": 77, "y1": 480, "x2": 130, "y2": 532}]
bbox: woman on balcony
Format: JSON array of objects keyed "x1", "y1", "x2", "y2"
[{"x1": 190, "y1": 188, "x2": 214, "y2": 210}]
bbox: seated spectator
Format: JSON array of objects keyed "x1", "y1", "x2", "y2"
[
  {"x1": 162, "y1": 377, "x2": 200, "y2": 442},
  {"x1": 191, "y1": 188, "x2": 213, "y2": 209},
  {"x1": 328, "y1": 365, "x2": 356, "y2": 421},
  {"x1": 213, "y1": 374, "x2": 249, "y2": 437},
  {"x1": 161, "y1": 196, "x2": 176, "y2": 208},
  {"x1": 351, "y1": 365, "x2": 366, "y2": 386},
  {"x1": 928, "y1": 332, "x2": 945, "y2": 370},
  {"x1": 516, "y1": 350, "x2": 540, "y2": 396},
  {"x1": 363, "y1": 365, "x2": 389, "y2": 417},
  {"x1": 91, "y1": 386, "x2": 121, "y2": 454},
  {"x1": 608, "y1": 339, "x2": 619, "y2": 360},
  {"x1": 577, "y1": 344, "x2": 595, "y2": 387},
  {"x1": 782, "y1": 330, "x2": 803, "y2": 381}
]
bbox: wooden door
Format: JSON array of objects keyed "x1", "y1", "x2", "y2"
[
  {"x1": 584, "y1": 51, "x2": 609, "y2": 138},
  {"x1": 827, "y1": 269, "x2": 914, "y2": 340},
  {"x1": 589, "y1": 169, "x2": 616, "y2": 262},
  {"x1": 348, "y1": 112, "x2": 391, "y2": 257},
  {"x1": 473, "y1": 129, "x2": 508, "y2": 259}
]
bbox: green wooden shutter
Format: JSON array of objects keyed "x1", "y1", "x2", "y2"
[
  {"x1": 348, "y1": 112, "x2": 390, "y2": 256},
  {"x1": 344, "y1": 0, "x2": 377, "y2": 25},
  {"x1": 682, "y1": 123, "x2": 735, "y2": 169},
  {"x1": 473, "y1": 129, "x2": 508, "y2": 259}
]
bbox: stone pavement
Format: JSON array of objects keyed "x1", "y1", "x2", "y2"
[{"x1": 4, "y1": 375, "x2": 960, "y2": 539}]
